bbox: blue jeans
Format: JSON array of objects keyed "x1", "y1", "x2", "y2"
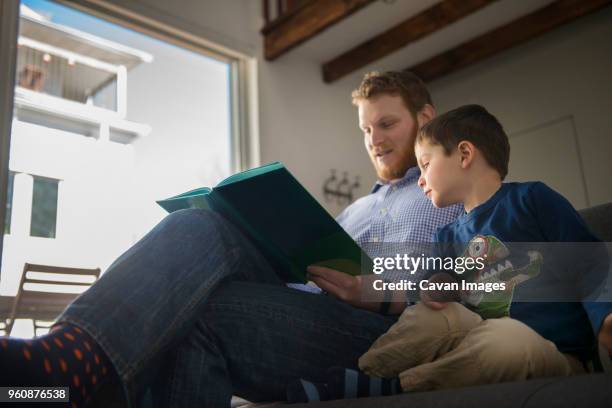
[{"x1": 57, "y1": 209, "x2": 396, "y2": 407}]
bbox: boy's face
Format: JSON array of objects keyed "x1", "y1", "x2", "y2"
[
  {"x1": 357, "y1": 94, "x2": 421, "y2": 183},
  {"x1": 415, "y1": 139, "x2": 463, "y2": 208}
]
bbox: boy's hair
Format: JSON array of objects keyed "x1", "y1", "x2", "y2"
[
  {"x1": 418, "y1": 104, "x2": 510, "y2": 180},
  {"x1": 351, "y1": 71, "x2": 433, "y2": 116}
]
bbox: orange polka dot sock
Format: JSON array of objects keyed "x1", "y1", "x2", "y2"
[{"x1": 0, "y1": 324, "x2": 117, "y2": 407}]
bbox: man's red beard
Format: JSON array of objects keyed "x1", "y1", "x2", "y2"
[
  {"x1": 370, "y1": 121, "x2": 418, "y2": 182},
  {"x1": 371, "y1": 148, "x2": 415, "y2": 182}
]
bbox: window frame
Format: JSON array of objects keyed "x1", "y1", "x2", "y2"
[
  {"x1": 4, "y1": 172, "x2": 16, "y2": 235},
  {"x1": 0, "y1": 0, "x2": 20, "y2": 271}
]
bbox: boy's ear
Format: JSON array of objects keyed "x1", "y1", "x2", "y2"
[
  {"x1": 416, "y1": 104, "x2": 436, "y2": 128},
  {"x1": 457, "y1": 140, "x2": 475, "y2": 169}
]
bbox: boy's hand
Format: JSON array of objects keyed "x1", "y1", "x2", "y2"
[
  {"x1": 598, "y1": 312, "x2": 612, "y2": 355},
  {"x1": 420, "y1": 296, "x2": 449, "y2": 310},
  {"x1": 420, "y1": 272, "x2": 460, "y2": 310}
]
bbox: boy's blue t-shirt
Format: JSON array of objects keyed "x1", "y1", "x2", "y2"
[{"x1": 434, "y1": 181, "x2": 611, "y2": 360}]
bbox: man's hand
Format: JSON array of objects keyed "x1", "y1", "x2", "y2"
[
  {"x1": 598, "y1": 312, "x2": 612, "y2": 356},
  {"x1": 307, "y1": 265, "x2": 405, "y2": 313},
  {"x1": 307, "y1": 265, "x2": 374, "y2": 311}
]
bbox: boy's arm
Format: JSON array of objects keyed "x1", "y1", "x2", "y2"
[
  {"x1": 420, "y1": 272, "x2": 461, "y2": 309},
  {"x1": 419, "y1": 236, "x2": 462, "y2": 309},
  {"x1": 528, "y1": 182, "x2": 612, "y2": 351},
  {"x1": 527, "y1": 183, "x2": 594, "y2": 242}
]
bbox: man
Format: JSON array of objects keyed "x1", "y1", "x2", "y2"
[{"x1": 0, "y1": 71, "x2": 462, "y2": 407}]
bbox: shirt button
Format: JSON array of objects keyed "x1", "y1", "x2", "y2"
[
  {"x1": 379, "y1": 208, "x2": 387, "y2": 215},
  {"x1": 372, "y1": 237, "x2": 379, "y2": 242}
]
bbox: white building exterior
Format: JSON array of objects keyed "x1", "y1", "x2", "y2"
[{"x1": 1, "y1": 6, "x2": 152, "y2": 297}]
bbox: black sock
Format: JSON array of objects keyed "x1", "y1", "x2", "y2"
[
  {"x1": 286, "y1": 379, "x2": 330, "y2": 403},
  {"x1": 326, "y1": 367, "x2": 402, "y2": 399},
  {"x1": 0, "y1": 324, "x2": 117, "y2": 408}
]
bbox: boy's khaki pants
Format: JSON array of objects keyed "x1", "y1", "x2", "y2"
[{"x1": 358, "y1": 302, "x2": 585, "y2": 392}]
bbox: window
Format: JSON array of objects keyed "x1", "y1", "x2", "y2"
[
  {"x1": 1, "y1": 1, "x2": 255, "y2": 339},
  {"x1": 4, "y1": 171, "x2": 15, "y2": 235},
  {"x1": 30, "y1": 175, "x2": 59, "y2": 238}
]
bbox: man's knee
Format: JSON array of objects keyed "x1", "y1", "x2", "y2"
[
  {"x1": 160, "y1": 209, "x2": 230, "y2": 238},
  {"x1": 163, "y1": 208, "x2": 223, "y2": 228}
]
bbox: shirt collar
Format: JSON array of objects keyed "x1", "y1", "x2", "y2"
[
  {"x1": 457, "y1": 183, "x2": 508, "y2": 224},
  {"x1": 370, "y1": 166, "x2": 421, "y2": 193}
]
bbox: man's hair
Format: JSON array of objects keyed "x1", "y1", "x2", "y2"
[
  {"x1": 418, "y1": 104, "x2": 510, "y2": 180},
  {"x1": 351, "y1": 71, "x2": 433, "y2": 116}
]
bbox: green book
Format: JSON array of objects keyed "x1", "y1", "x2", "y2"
[{"x1": 156, "y1": 161, "x2": 372, "y2": 283}]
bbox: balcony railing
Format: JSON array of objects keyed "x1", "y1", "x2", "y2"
[{"x1": 16, "y1": 37, "x2": 126, "y2": 115}]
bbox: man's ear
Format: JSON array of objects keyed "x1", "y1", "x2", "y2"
[
  {"x1": 457, "y1": 141, "x2": 475, "y2": 169},
  {"x1": 416, "y1": 104, "x2": 435, "y2": 128}
]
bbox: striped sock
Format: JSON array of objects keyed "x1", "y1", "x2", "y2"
[
  {"x1": 0, "y1": 324, "x2": 116, "y2": 408},
  {"x1": 286, "y1": 379, "x2": 330, "y2": 403},
  {"x1": 286, "y1": 367, "x2": 403, "y2": 403},
  {"x1": 326, "y1": 367, "x2": 402, "y2": 399}
]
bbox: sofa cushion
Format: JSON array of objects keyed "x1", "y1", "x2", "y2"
[{"x1": 579, "y1": 202, "x2": 612, "y2": 241}]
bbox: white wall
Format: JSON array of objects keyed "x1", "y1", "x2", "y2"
[
  {"x1": 429, "y1": 7, "x2": 612, "y2": 209},
  {"x1": 75, "y1": 0, "x2": 612, "y2": 214},
  {"x1": 2, "y1": 120, "x2": 135, "y2": 295}
]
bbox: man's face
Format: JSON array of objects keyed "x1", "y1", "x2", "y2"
[
  {"x1": 415, "y1": 139, "x2": 462, "y2": 208},
  {"x1": 358, "y1": 95, "x2": 421, "y2": 183}
]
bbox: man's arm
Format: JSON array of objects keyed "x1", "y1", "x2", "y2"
[{"x1": 306, "y1": 266, "x2": 406, "y2": 314}]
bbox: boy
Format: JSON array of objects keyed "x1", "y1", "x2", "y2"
[{"x1": 287, "y1": 104, "x2": 611, "y2": 402}]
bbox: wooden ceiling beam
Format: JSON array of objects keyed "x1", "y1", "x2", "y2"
[
  {"x1": 409, "y1": 0, "x2": 612, "y2": 83},
  {"x1": 322, "y1": 0, "x2": 497, "y2": 83},
  {"x1": 262, "y1": 0, "x2": 376, "y2": 61}
]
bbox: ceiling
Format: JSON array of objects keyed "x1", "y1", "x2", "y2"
[{"x1": 274, "y1": 0, "x2": 557, "y2": 82}]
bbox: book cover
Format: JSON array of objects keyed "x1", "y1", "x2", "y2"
[{"x1": 156, "y1": 162, "x2": 370, "y2": 283}]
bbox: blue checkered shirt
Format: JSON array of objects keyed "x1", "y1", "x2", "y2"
[{"x1": 336, "y1": 166, "x2": 463, "y2": 284}]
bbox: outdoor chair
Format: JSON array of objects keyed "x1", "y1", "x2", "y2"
[{"x1": 5, "y1": 263, "x2": 100, "y2": 336}]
